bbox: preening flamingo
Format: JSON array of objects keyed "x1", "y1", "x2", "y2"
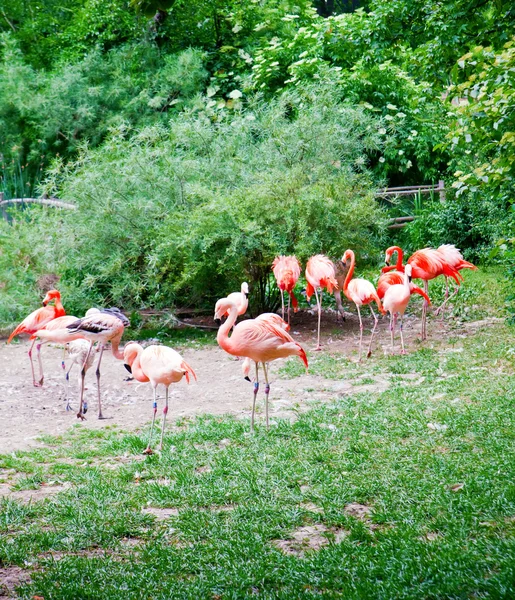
[
  {"x1": 383, "y1": 246, "x2": 461, "y2": 340},
  {"x1": 241, "y1": 313, "x2": 290, "y2": 380},
  {"x1": 305, "y1": 255, "x2": 338, "y2": 351},
  {"x1": 342, "y1": 249, "x2": 385, "y2": 360},
  {"x1": 215, "y1": 282, "x2": 250, "y2": 319},
  {"x1": 435, "y1": 244, "x2": 477, "y2": 317},
  {"x1": 215, "y1": 298, "x2": 307, "y2": 432},
  {"x1": 382, "y1": 265, "x2": 424, "y2": 354},
  {"x1": 272, "y1": 256, "x2": 301, "y2": 324},
  {"x1": 7, "y1": 290, "x2": 66, "y2": 387},
  {"x1": 66, "y1": 312, "x2": 126, "y2": 420},
  {"x1": 123, "y1": 343, "x2": 196, "y2": 453}
]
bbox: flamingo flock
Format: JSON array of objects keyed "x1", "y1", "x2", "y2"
[{"x1": 6, "y1": 244, "x2": 476, "y2": 449}]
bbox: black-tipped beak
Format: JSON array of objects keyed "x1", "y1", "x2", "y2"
[
  {"x1": 385, "y1": 261, "x2": 390, "y2": 267},
  {"x1": 408, "y1": 275, "x2": 412, "y2": 283},
  {"x1": 244, "y1": 376, "x2": 251, "y2": 382},
  {"x1": 215, "y1": 318, "x2": 221, "y2": 326},
  {"x1": 124, "y1": 363, "x2": 132, "y2": 374}
]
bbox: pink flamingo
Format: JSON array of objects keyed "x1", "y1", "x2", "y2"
[
  {"x1": 435, "y1": 244, "x2": 477, "y2": 317},
  {"x1": 383, "y1": 246, "x2": 461, "y2": 340},
  {"x1": 272, "y1": 256, "x2": 301, "y2": 324},
  {"x1": 7, "y1": 290, "x2": 66, "y2": 387},
  {"x1": 377, "y1": 271, "x2": 430, "y2": 302},
  {"x1": 241, "y1": 313, "x2": 290, "y2": 380},
  {"x1": 342, "y1": 249, "x2": 385, "y2": 360},
  {"x1": 66, "y1": 313, "x2": 126, "y2": 420},
  {"x1": 382, "y1": 265, "x2": 426, "y2": 354},
  {"x1": 215, "y1": 298, "x2": 307, "y2": 432},
  {"x1": 215, "y1": 282, "x2": 249, "y2": 319},
  {"x1": 123, "y1": 343, "x2": 196, "y2": 454},
  {"x1": 305, "y1": 255, "x2": 338, "y2": 351}
]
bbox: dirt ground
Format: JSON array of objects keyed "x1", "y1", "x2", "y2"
[{"x1": 0, "y1": 307, "x2": 491, "y2": 454}]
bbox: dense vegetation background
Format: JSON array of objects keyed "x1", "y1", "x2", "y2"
[{"x1": 0, "y1": 0, "x2": 514, "y2": 323}]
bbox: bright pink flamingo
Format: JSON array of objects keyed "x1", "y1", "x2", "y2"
[
  {"x1": 342, "y1": 249, "x2": 385, "y2": 360},
  {"x1": 215, "y1": 298, "x2": 307, "y2": 432},
  {"x1": 435, "y1": 244, "x2": 477, "y2": 317},
  {"x1": 241, "y1": 313, "x2": 289, "y2": 379},
  {"x1": 382, "y1": 265, "x2": 428, "y2": 354},
  {"x1": 123, "y1": 343, "x2": 196, "y2": 454},
  {"x1": 7, "y1": 290, "x2": 66, "y2": 387},
  {"x1": 65, "y1": 313, "x2": 126, "y2": 420},
  {"x1": 377, "y1": 271, "x2": 430, "y2": 302},
  {"x1": 215, "y1": 282, "x2": 249, "y2": 319},
  {"x1": 305, "y1": 255, "x2": 338, "y2": 351},
  {"x1": 272, "y1": 256, "x2": 301, "y2": 325},
  {"x1": 383, "y1": 246, "x2": 461, "y2": 340}
]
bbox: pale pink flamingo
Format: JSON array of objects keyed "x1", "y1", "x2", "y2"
[
  {"x1": 435, "y1": 244, "x2": 477, "y2": 317},
  {"x1": 66, "y1": 312, "x2": 126, "y2": 420},
  {"x1": 215, "y1": 299, "x2": 307, "y2": 432},
  {"x1": 215, "y1": 282, "x2": 249, "y2": 319},
  {"x1": 272, "y1": 256, "x2": 301, "y2": 325},
  {"x1": 383, "y1": 246, "x2": 461, "y2": 340},
  {"x1": 382, "y1": 265, "x2": 427, "y2": 354},
  {"x1": 123, "y1": 343, "x2": 196, "y2": 453},
  {"x1": 342, "y1": 249, "x2": 385, "y2": 360},
  {"x1": 241, "y1": 313, "x2": 290, "y2": 380},
  {"x1": 7, "y1": 290, "x2": 66, "y2": 387},
  {"x1": 305, "y1": 255, "x2": 338, "y2": 351}
]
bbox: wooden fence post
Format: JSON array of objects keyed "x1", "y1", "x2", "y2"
[{"x1": 438, "y1": 180, "x2": 446, "y2": 204}]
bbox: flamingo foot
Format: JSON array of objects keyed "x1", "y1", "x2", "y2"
[
  {"x1": 143, "y1": 447, "x2": 154, "y2": 455},
  {"x1": 401, "y1": 350, "x2": 407, "y2": 355},
  {"x1": 76, "y1": 412, "x2": 86, "y2": 421},
  {"x1": 38, "y1": 377, "x2": 44, "y2": 386},
  {"x1": 33, "y1": 381, "x2": 43, "y2": 388},
  {"x1": 367, "y1": 350, "x2": 372, "y2": 358},
  {"x1": 314, "y1": 346, "x2": 322, "y2": 352}
]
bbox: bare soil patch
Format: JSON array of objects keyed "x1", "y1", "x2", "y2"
[
  {"x1": 272, "y1": 524, "x2": 349, "y2": 556},
  {"x1": 0, "y1": 566, "x2": 31, "y2": 599},
  {"x1": 0, "y1": 309, "x2": 488, "y2": 454}
]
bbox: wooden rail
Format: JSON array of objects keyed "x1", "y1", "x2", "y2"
[
  {"x1": 379, "y1": 181, "x2": 446, "y2": 230},
  {"x1": 0, "y1": 194, "x2": 76, "y2": 210}
]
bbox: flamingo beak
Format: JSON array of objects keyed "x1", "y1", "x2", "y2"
[
  {"x1": 408, "y1": 275, "x2": 412, "y2": 283},
  {"x1": 244, "y1": 376, "x2": 251, "y2": 382},
  {"x1": 215, "y1": 318, "x2": 221, "y2": 325},
  {"x1": 385, "y1": 260, "x2": 390, "y2": 267},
  {"x1": 124, "y1": 364, "x2": 132, "y2": 374}
]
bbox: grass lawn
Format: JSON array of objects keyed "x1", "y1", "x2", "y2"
[{"x1": 1, "y1": 269, "x2": 514, "y2": 599}]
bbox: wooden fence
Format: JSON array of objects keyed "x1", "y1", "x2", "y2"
[
  {"x1": 0, "y1": 192, "x2": 76, "y2": 221},
  {"x1": 376, "y1": 180, "x2": 445, "y2": 230}
]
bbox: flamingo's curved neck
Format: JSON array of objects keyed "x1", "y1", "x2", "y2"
[
  {"x1": 217, "y1": 304, "x2": 239, "y2": 354},
  {"x1": 392, "y1": 246, "x2": 404, "y2": 270},
  {"x1": 343, "y1": 252, "x2": 356, "y2": 292},
  {"x1": 111, "y1": 336, "x2": 125, "y2": 360},
  {"x1": 54, "y1": 298, "x2": 65, "y2": 316},
  {"x1": 126, "y1": 344, "x2": 148, "y2": 381}
]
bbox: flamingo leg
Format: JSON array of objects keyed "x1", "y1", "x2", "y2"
[
  {"x1": 36, "y1": 342, "x2": 45, "y2": 386},
  {"x1": 144, "y1": 386, "x2": 158, "y2": 454},
  {"x1": 158, "y1": 386, "x2": 169, "y2": 451},
  {"x1": 61, "y1": 346, "x2": 66, "y2": 371},
  {"x1": 281, "y1": 291, "x2": 285, "y2": 322},
  {"x1": 435, "y1": 279, "x2": 460, "y2": 318},
  {"x1": 77, "y1": 341, "x2": 94, "y2": 420},
  {"x1": 314, "y1": 287, "x2": 322, "y2": 351},
  {"x1": 399, "y1": 314, "x2": 406, "y2": 354},
  {"x1": 334, "y1": 291, "x2": 346, "y2": 323},
  {"x1": 262, "y1": 362, "x2": 271, "y2": 431},
  {"x1": 96, "y1": 344, "x2": 106, "y2": 419},
  {"x1": 28, "y1": 338, "x2": 41, "y2": 388},
  {"x1": 251, "y1": 362, "x2": 259, "y2": 433},
  {"x1": 356, "y1": 305, "x2": 363, "y2": 361},
  {"x1": 287, "y1": 294, "x2": 291, "y2": 326},
  {"x1": 65, "y1": 362, "x2": 75, "y2": 411},
  {"x1": 390, "y1": 313, "x2": 394, "y2": 350},
  {"x1": 366, "y1": 305, "x2": 378, "y2": 358},
  {"x1": 421, "y1": 280, "x2": 429, "y2": 341}
]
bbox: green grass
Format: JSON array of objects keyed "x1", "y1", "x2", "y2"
[{"x1": 1, "y1": 318, "x2": 515, "y2": 598}]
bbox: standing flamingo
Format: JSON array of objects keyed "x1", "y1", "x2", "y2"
[
  {"x1": 435, "y1": 244, "x2": 477, "y2": 317},
  {"x1": 382, "y1": 265, "x2": 425, "y2": 354},
  {"x1": 272, "y1": 256, "x2": 301, "y2": 325},
  {"x1": 241, "y1": 313, "x2": 290, "y2": 380},
  {"x1": 383, "y1": 246, "x2": 461, "y2": 340},
  {"x1": 342, "y1": 249, "x2": 385, "y2": 360},
  {"x1": 7, "y1": 290, "x2": 66, "y2": 387},
  {"x1": 215, "y1": 299, "x2": 307, "y2": 432},
  {"x1": 66, "y1": 312, "x2": 126, "y2": 420},
  {"x1": 305, "y1": 255, "x2": 338, "y2": 351},
  {"x1": 123, "y1": 343, "x2": 196, "y2": 453}
]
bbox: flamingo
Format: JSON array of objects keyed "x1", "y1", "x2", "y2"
[
  {"x1": 342, "y1": 249, "x2": 385, "y2": 360},
  {"x1": 383, "y1": 246, "x2": 461, "y2": 340},
  {"x1": 123, "y1": 343, "x2": 196, "y2": 454},
  {"x1": 215, "y1": 282, "x2": 249, "y2": 319},
  {"x1": 66, "y1": 312, "x2": 126, "y2": 420},
  {"x1": 377, "y1": 271, "x2": 431, "y2": 302},
  {"x1": 272, "y1": 256, "x2": 301, "y2": 324},
  {"x1": 7, "y1": 290, "x2": 66, "y2": 387},
  {"x1": 241, "y1": 313, "x2": 290, "y2": 380},
  {"x1": 305, "y1": 255, "x2": 338, "y2": 351},
  {"x1": 63, "y1": 339, "x2": 96, "y2": 411},
  {"x1": 382, "y1": 265, "x2": 424, "y2": 354},
  {"x1": 215, "y1": 298, "x2": 308, "y2": 432},
  {"x1": 435, "y1": 244, "x2": 477, "y2": 317}
]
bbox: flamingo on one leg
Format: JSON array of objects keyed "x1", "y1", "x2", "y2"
[
  {"x1": 305, "y1": 255, "x2": 338, "y2": 351},
  {"x1": 214, "y1": 299, "x2": 307, "y2": 432},
  {"x1": 123, "y1": 343, "x2": 196, "y2": 454},
  {"x1": 342, "y1": 249, "x2": 386, "y2": 360}
]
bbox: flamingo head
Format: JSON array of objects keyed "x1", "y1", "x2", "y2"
[
  {"x1": 384, "y1": 246, "x2": 399, "y2": 266},
  {"x1": 214, "y1": 298, "x2": 238, "y2": 324},
  {"x1": 405, "y1": 264, "x2": 413, "y2": 283},
  {"x1": 123, "y1": 342, "x2": 142, "y2": 373},
  {"x1": 42, "y1": 289, "x2": 61, "y2": 306},
  {"x1": 342, "y1": 249, "x2": 353, "y2": 264},
  {"x1": 241, "y1": 282, "x2": 249, "y2": 296}
]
